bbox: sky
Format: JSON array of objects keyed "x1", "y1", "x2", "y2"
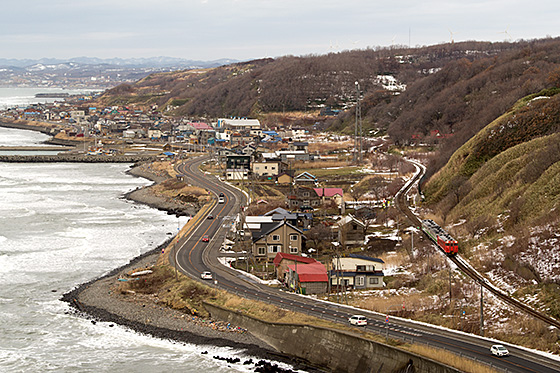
[{"x1": 2, "y1": 0, "x2": 559, "y2": 62}]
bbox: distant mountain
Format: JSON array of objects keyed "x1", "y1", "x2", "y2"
[
  {"x1": 0, "y1": 57, "x2": 239, "y2": 89},
  {"x1": 0, "y1": 57, "x2": 237, "y2": 69}
]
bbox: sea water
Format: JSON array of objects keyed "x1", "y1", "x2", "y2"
[
  {"x1": 0, "y1": 128, "x2": 292, "y2": 372},
  {"x1": 0, "y1": 87, "x2": 100, "y2": 109}
]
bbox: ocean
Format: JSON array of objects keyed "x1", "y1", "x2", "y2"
[
  {"x1": 0, "y1": 87, "x2": 100, "y2": 110},
  {"x1": 0, "y1": 126, "x2": 289, "y2": 372}
]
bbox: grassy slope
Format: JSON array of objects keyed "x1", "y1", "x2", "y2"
[{"x1": 424, "y1": 89, "x2": 560, "y2": 227}]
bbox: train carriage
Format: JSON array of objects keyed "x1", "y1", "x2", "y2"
[{"x1": 421, "y1": 219, "x2": 458, "y2": 255}]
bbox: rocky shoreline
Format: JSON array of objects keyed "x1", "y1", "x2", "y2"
[{"x1": 60, "y1": 162, "x2": 313, "y2": 372}]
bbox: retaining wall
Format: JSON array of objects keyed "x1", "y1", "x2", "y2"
[{"x1": 204, "y1": 302, "x2": 461, "y2": 373}]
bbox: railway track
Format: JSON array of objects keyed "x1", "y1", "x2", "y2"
[{"x1": 396, "y1": 160, "x2": 560, "y2": 330}]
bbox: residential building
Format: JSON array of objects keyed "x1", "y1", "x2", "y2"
[
  {"x1": 286, "y1": 261, "x2": 328, "y2": 294},
  {"x1": 330, "y1": 254, "x2": 384, "y2": 290},
  {"x1": 335, "y1": 215, "x2": 366, "y2": 247},
  {"x1": 313, "y1": 187, "x2": 344, "y2": 208},
  {"x1": 217, "y1": 118, "x2": 261, "y2": 130},
  {"x1": 252, "y1": 221, "x2": 306, "y2": 261},
  {"x1": 272, "y1": 252, "x2": 316, "y2": 282},
  {"x1": 252, "y1": 161, "x2": 287, "y2": 177}
]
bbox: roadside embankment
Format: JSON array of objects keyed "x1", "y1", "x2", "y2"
[{"x1": 204, "y1": 302, "x2": 461, "y2": 373}]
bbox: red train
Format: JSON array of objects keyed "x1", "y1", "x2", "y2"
[{"x1": 421, "y1": 219, "x2": 458, "y2": 255}]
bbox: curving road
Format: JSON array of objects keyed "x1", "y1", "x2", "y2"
[{"x1": 170, "y1": 155, "x2": 560, "y2": 373}]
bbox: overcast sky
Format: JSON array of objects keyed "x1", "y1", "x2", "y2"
[{"x1": 2, "y1": 0, "x2": 558, "y2": 61}]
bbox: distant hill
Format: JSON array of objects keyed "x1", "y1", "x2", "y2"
[
  {"x1": 0, "y1": 57, "x2": 235, "y2": 69},
  {"x1": 97, "y1": 38, "x2": 560, "y2": 161},
  {"x1": 99, "y1": 41, "x2": 524, "y2": 119}
]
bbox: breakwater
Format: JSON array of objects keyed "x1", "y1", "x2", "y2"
[
  {"x1": 0, "y1": 154, "x2": 159, "y2": 163},
  {"x1": 0, "y1": 120, "x2": 56, "y2": 135}
]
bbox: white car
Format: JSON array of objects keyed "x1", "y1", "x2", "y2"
[
  {"x1": 200, "y1": 271, "x2": 212, "y2": 280},
  {"x1": 348, "y1": 315, "x2": 367, "y2": 326},
  {"x1": 490, "y1": 344, "x2": 509, "y2": 357}
]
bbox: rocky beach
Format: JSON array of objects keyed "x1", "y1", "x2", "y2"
[{"x1": 61, "y1": 161, "x2": 311, "y2": 372}]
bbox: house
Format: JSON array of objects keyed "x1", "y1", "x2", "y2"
[
  {"x1": 148, "y1": 128, "x2": 163, "y2": 140},
  {"x1": 286, "y1": 261, "x2": 328, "y2": 294},
  {"x1": 335, "y1": 215, "x2": 366, "y2": 247},
  {"x1": 252, "y1": 161, "x2": 287, "y2": 178},
  {"x1": 288, "y1": 141, "x2": 309, "y2": 152},
  {"x1": 252, "y1": 220, "x2": 306, "y2": 261},
  {"x1": 273, "y1": 252, "x2": 316, "y2": 281},
  {"x1": 313, "y1": 187, "x2": 344, "y2": 208},
  {"x1": 226, "y1": 154, "x2": 251, "y2": 180},
  {"x1": 273, "y1": 253, "x2": 328, "y2": 294},
  {"x1": 217, "y1": 118, "x2": 261, "y2": 130},
  {"x1": 331, "y1": 254, "x2": 384, "y2": 290},
  {"x1": 277, "y1": 150, "x2": 311, "y2": 162},
  {"x1": 294, "y1": 172, "x2": 318, "y2": 184},
  {"x1": 277, "y1": 172, "x2": 293, "y2": 185},
  {"x1": 287, "y1": 186, "x2": 321, "y2": 211}
]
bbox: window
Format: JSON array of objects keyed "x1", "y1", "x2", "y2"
[
  {"x1": 357, "y1": 265, "x2": 374, "y2": 272},
  {"x1": 356, "y1": 276, "x2": 365, "y2": 286},
  {"x1": 272, "y1": 234, "x2": 280, "y2": 241},
  {"x1": 290, "y1": 246, "x2": 298, "y2": 254},
  {"x1": 303, "y1": 192, "x2": 310, "y2": 197},
  {"x1": 257, "y1": 247, "x2": 266, "y2": 255},
  {"x1": 290, "y1": 234, "x2": 298, "y2": 241},
  {"x1": 369, "y1": 277, "x2": 379, "y2": 285},
  {"x1": 268, "y1": 245, "x2": 281, "y2": 253}
]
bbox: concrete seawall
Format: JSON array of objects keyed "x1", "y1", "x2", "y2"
[
  {"x1": 204, "y1": 302, "x2": 461, "y2": 373},
  {"x1": 0, "y1": 154, "x2": 159, "y2": 163}
]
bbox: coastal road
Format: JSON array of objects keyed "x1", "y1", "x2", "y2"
[{"x1": 171, "y1": 155, "x2": 560, "y2": 373}]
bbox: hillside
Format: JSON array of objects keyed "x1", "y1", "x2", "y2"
[
  {"x1": 422, "y1": 90, "x2": 560, "y2": 319},
  {"x1": 97, "y1": 38, "x2": 560, "y2": 168},
  {"x1": 97, "y1": 41, "x2": 533, "y2": 118}
]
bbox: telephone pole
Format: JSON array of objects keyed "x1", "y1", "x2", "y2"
[{"x1": 354, "y1": 81, "x2": 362, "y2": 164}]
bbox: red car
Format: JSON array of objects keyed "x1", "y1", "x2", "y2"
[{"x1": 202, "y1": 235, "x2": 209, "y2": 242}]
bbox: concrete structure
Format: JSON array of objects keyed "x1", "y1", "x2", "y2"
[{"x1": 204, "y1": 302, "x2": 462, "y2": 373}]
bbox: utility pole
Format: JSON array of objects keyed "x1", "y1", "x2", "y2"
[
  {"x1": 354, "y1": 81, "x2": 362, "y2": 164},
  {"x1": 449, "y1": 267, "x2": 452, "y2": 302},
  {"x1": 480, "y1": 284, "x2": 484, "y2": 337}
]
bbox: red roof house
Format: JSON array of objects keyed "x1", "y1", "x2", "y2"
[{"x1": 287, "y1": 262, "x2": 328, "y2": 294}]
